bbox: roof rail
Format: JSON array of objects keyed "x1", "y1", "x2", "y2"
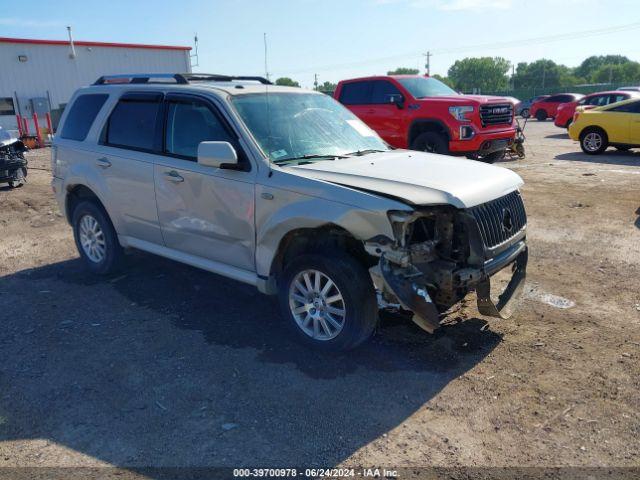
[
  {"x1": 93, "y1": 73, "x2": 189, "y2": 85},
  {"x1": 93, "y1": 73, "x2": 272, "y2": 86},
  {"x1": 181, "y1": 73, "x2": 272, "y2": 85}
]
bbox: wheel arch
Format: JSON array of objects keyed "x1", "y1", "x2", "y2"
[
  {"x1": 64, "y1": 183, "x2": 111, "y2": 225},
  {"x1": 408, "y1": 119, "x2": 451, "y2": 147}
]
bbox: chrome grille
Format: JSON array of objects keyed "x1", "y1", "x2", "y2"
[
  {"x1": 469, "y1": 191, "x2": 526, "y2": 249},
  {"x1": 479, "y1": 103, "x2": 514, "y2": 127}
]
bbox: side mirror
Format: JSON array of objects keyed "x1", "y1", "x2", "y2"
[
  {"x1": 389, "y1": 94, "x2": 404, "y2": 109},
  {"x1": 197, "y1": 141, "x2": 238, "y2": 169}
]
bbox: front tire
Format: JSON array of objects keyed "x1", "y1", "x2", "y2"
[
  {"x1": 411, "y1": 132, "x2": 449, "y2": 155},
  {"x1": 580, "y1": 128, "x2": 608, "y2": 155},
  {"x1": 520, "y1": 108, "x2": 530, "y2": 118},
  {"x1": 479, "y1": 150, "x2": 506, "y2": 164},
  {"x1": 278, "y1": 252, "x2": 377, "y2": 350},
  {"x1": 72, "y1": 200, "x2": 123, "y2": 275}
]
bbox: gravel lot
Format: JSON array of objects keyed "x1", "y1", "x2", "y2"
[{"x1": 0, "y1": 121, "x2": 639, "y2": 473}]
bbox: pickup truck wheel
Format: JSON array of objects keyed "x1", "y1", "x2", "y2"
[
  {"x1": 278, "y1": 252, "x2": 377, "y2": 350},
  {"x1": 411, "y1": 132, "x2": 449, "y2": 155},
  {"x1": 479, "y1": 150, "x2": 505, "y2": 163},
  {"x1": 580, "y1": 128, "x2": 608, "y2": 155},
  {"x1": 72, "y1": 200, "x2": 123, "y2": 275},
  {"x1": 535, "y1": 110, "x2": 547, "y2": 121}
]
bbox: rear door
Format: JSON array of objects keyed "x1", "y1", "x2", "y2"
[
  {"x1": 601, "y1": 102, "x2": 635, "y2": 143},
  {"x1": 627, "y1": 101, "x2": 640, "y2": 143},
  {"x1": 337, "y1": 81, "x2": 373, "y2": 126},
  {"x1": 153, "y1": 93, "x2": 256, "y2": 271},
  {"x1": 365, "y1": 80, "x2": 405, "y2": 146},
  {"x1": 93, "y1": 91, "x2": 165, "y2": 245}
]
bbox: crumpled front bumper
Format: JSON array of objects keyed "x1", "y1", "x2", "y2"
[
  {"x1": 476, "y1": 240, "x2": 527, "y2": 320},
  {"x1": 377, "y1": 237, "x2": 528, "y2": 333}
]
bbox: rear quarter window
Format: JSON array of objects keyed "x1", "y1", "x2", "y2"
[
  {"x1": 60, "y1": 94, "x2": 109, "y2": 141},
  {"x1": 339, "y1": 82, "x2": 372, "y2": 105}
]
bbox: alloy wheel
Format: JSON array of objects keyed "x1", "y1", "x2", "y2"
[
  {"x1": 288, "y1": 269, "x2": 346, "y2": 341},
  {"x1": 78, "y1": 214, "x2": 106, "y2": 263}
]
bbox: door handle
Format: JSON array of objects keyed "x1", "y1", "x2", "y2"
[
  {"x1": 96, "y1": 157, "x2": 111, "y2": 169},
  {"x1": 164, "y1": 170, "x2": 184, "y2": 183}
]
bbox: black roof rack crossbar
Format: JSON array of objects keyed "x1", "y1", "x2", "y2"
[{"x1": 93, "y1": 73, "x2": 272, "y2": 86}]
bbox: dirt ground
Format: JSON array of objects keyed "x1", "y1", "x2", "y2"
[{"x1": 0, "y1": 121, "x2": 639, "y2": 475}]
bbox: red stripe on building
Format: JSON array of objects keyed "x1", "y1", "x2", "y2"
[{"x1": 0, "y1": 37, "x2": 191, "y2": 51}]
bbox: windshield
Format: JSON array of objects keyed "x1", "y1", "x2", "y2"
[
  {"x1": 231, "y1": 92, "x2": 389, "y2": 164},
  {"x1": 397, "y1": 76, "x2": 458, "y2": 98}
]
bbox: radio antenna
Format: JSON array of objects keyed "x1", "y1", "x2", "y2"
[{"x1": 264, "y1": 32, "x2": 273, "y2": 177}]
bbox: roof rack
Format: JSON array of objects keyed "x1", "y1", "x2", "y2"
[{"x1": 93, "y1": 73, "x2": 272, "y2": 86}]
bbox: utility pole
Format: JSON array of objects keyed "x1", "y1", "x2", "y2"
[
  {"x1": 314, "y1": 73, "x2": 318, "y2": 91},
  {"x1": 424, "y1": 51, "x2": 432, "y2": 76},
  {"x1": 609, "y1": 64, "x2": 613, "y2": 85},
  {"x1": 511, "y1": 64, "x2": 515, "y2": 91},
  {"x1": 542, "y1": 62, "x2": 546, "y2": 90}
]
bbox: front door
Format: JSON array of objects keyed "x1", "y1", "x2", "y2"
[
  {"x1": 365, "y1": 80, "x2": 405, "y2": 147},
  {"x1": 153, "y1": 94, "x2": 256, "y2": 271}
]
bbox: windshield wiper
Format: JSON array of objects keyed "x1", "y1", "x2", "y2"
[
  {"x1": 275, "y1": 153, "x2": 347, "y2": 165},
  {"x1": 344, "y1": 149, "x2": 387, "y2": 156}
]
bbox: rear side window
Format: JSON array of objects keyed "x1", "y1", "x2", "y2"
[
  {"x1": 611, "y1": 101, "x2": 640, "y2": 113},
  {"x1": 339, "y1": 82, "x2": 372, "y2": 105},
  {"x1": 165, "y1": 98, "x2": 234, "y2": 159},
  {"x1": 585, "y1": 95, "x2": 609, "y2": 106},
  {"x1": 60, "y1": 94, "x2": 108, "y2": 141},
  {"x1": 370, "y1": 81, "x2": 402, "y2": 104},
  {"x1": 104, "y1": 93, "x2": 162, "y2": 151}
]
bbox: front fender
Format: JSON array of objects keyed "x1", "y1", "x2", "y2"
[{"x1": 254, "y1": 185, "x2": 401, "y2": 279}]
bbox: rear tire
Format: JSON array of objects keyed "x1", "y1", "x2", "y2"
[
  {"x1": 278, "y1": 252, "x2": 378, "y2": 350},
  {"x1": 411, "y1": 132, "x2": 449, "y2": 155},
  {"x1": 72, "y1": 200, "x2": 123, "y2": 275},
  {"x1": 579, "y1": 127, "x2": 608, "y2": 155},
  {"x1": 535, "y1": 109, "x2": 547, "y2": 121}
]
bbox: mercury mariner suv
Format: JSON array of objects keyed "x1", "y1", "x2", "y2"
[{"x1": 52, "y1": 73, "x2": 528, "y2": 350}]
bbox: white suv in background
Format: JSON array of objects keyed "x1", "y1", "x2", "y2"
[{"x1": 52, "y1": 73, "x2": 528, "y2": 350}]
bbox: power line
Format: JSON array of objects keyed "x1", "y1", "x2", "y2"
[{"x1": 274, "y1": 20, "x2": 640, "y2": 76}]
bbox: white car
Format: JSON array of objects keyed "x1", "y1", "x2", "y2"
[{"x1": 51, "y1": 73, "x2": 528, "y2": 350}]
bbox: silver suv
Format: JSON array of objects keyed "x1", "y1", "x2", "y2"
[{"x1": 52, "y1": 73, "x2": 528, "y2": 350}]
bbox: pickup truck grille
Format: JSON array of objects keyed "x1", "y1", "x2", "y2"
[
  {"x1": 479, "y1": 103, "x2": 514, "y2": 127},
  {"x1": 469, "y1": 191, "x2": 526, "y2": 250}
]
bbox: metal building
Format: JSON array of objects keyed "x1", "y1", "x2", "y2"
[{"x1": 0, "y1": 36, "x2": 192, "y2": 135}]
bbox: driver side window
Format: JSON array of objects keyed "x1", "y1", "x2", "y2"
[{"x1": 165, "y1": 98, "x2": 235, "y2": 160}]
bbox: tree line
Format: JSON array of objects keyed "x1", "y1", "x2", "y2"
[{"x1": 274, "y1": 55, "x2": 640, "y2": 94}]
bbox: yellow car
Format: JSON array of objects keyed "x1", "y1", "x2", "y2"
[{"x1": 568, "y1": 98, "x2": 640, "y2": 154}]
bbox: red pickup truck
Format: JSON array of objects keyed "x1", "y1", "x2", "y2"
[{"x1": 334, "y1": 75, "x2": 517, "y2": 162}]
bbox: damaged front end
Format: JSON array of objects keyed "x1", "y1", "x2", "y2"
[
  {"x1": 0, "y1": 127, "x2": 28, "y2": 187},
  {"x1": 366, "y1": 191, "x2": 528, "y2": 332}
]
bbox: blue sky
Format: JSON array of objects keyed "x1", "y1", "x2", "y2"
[{"x1": 2, "y1": 0, "x2": 640, "y2": 88}]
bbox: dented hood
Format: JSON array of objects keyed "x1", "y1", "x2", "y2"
[{"x1": 289, "y1": 150, "x2": 523, "y2": 208}]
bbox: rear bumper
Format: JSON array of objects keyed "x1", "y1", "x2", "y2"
[
  {"x1": 51, "y1": 176, "x2": 66, "y2": 220},
  {"x1": 449, "y1": 128, "x2": 516, "y2": 154}
]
